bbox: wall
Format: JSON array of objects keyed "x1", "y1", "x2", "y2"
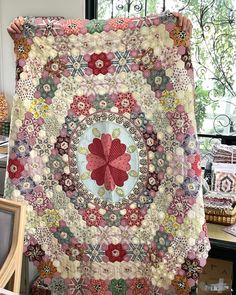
[
  {"x1": 0, "y1": 0, "x2": 85, "y2": 116},
  {"x1": 0, "y1": 1, "x2": 85, "y2": 290}
]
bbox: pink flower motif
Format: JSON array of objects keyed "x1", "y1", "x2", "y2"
[
  {"x1": 160, "y1": 47, "x2": 180, "y2": 69},
  {"x1": 88, "y1": 279, "x2": 107, "y2": 295},
  {"x1": 106, "y1": 18, "x2": 132, "y2": 31},
  {"x1": 86, "y1": 133, "x2": 131, "y2": 191},
  {"x1": 166, "y1": 105, "x2": 193, "y2": 142},
  {"x1": 122, "y1": 208, "x2": 145, "y2": 227},
  {"x1": 25, "y1": 186, "x2": 53, "y2": 216},
  {"x1": 63, "y1": 19, "x2": 84, "y2": 35},
  {"x1": 70, "y1": 95, "x2": 92, "y2": 116},
  {"x1": 82, "y1": 208, "x2": 104, "y2": 227},
  {"x1": 18, "y1": 112, "x2": 44, "y2": 145},
  {"x1": 35, "y1": 17, "x2": 63, "y2": 37},
  {"x1": 25, "y1": 156, "x2": 45, "y2": 176},
  {"x1": 68, "y1": 277, "x2": 88, "y2": 295},
  {"x1": 167, "y1": 188, "x2": 193, "y2": 223},
  {"x1": 168, "y1": 153, "x2": 191, "y2": 177},
  {"x1": 128, "y1": 278, "x2": 150, "y2": 295},
  {"x1": 114, "y1": 92, "x2": 137, "y2": 114}
]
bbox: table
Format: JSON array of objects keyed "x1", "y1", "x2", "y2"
[{"x1": 207, "y1": 223, "x2": 236, "y2": 295}]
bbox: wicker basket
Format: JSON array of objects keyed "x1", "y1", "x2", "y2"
[
  {"x1": 205, "y1": 206, "x2": 236, "y2": 225},
  {"x1": 204, "y1": 191, "x2": 236, "y2": 225}
]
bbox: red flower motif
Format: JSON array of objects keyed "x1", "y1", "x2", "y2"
[
  {"x1": 128, "y1": 278, "x2": 150, "y2": 295},
  {"x1": 44, "y1": 56, "x2": 67, "y2": 78},
  {"x1": 105, "y1": 243, "x2": 126, "y2": 262},
  {"x1": 65, "y1": 242, "x2": 86, "y2": 261},
  {"x1": 82, "y1": 208, "x2": 103, "y2": 227},
  {"x1": 25, "y1": 243, "x2": 45, "y2": 262},
  {"x1": 122, "y1": 208, "x2": 144, "y2": 227},
  {"x1": 8, "y1": 158, "x2": 24, "y2": 179},
  {"x1": 71, "y1": 95, "x2": 92, "y2": 116},
  {"x1": 89, "y1": 279, "x2": 107, "y2": 295},
  {"x1": 86, "y1": 133, "x2": 131, "y2": 191},
  {"x1": 191, "y1": 153, "x2": 201, "y2": 176},
  {"x1": 115, "y1": 92, "x2": 137, "y2": 114},
  {"x1": 88, "y1": 53, "x2": 112, "y2": 75}
]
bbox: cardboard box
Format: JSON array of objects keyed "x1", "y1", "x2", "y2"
[{"x1": 198, "y1": 258, "x2": 233, "y2": 294}]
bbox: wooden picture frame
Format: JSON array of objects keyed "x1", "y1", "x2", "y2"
[{"x1": 0, "y1": 198, "x2": 25, "y2": 293}]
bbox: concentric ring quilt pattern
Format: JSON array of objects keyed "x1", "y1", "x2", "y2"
[{"x1": 5, "y1": 12, "x2": 210, "y2": 294}]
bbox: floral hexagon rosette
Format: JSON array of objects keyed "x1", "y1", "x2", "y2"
[{"x1": 4, "y1": 11, "x2": 210, "y2": 295}]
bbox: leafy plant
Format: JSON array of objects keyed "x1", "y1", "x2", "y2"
[{"x1": 194, "y1": 80, "x2": 218, "y2": 130}]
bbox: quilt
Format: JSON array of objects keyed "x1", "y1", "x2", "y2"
[{"x1": 5, "y1": 11, "x2": 210, "y2": 294}]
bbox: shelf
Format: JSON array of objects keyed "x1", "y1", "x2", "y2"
[{"x1": 207, "y1": 223, "x2": 236, "y2": 261}]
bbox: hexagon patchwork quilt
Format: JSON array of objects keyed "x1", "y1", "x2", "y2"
[{"x1": 4, "y1": 12, "x2": 210, "y2": 295}]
